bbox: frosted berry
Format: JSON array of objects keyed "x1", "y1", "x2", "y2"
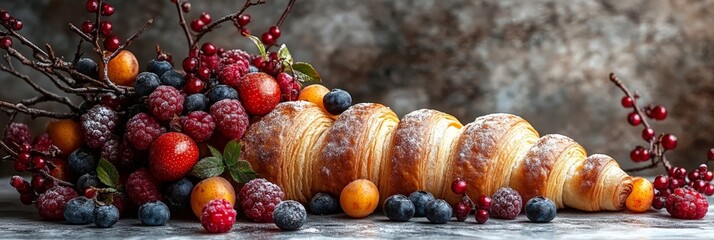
[
  {"x1": 218, "y1": 63, "x2": 249, "y2": 89},
  {"x1": 125, "y1": 112, "x2": 166, "y2": 150},
  {"x1": 323, "y1": 89, "x2": 352, "y2": 115},
  {"x1": 181, "y1": 111, "x2": 215, "y2": 142},
  {"x1": 148, "y1": 85, "x2": 184, "y2": 121},
  {"x1": 80, "y1": 105, "x2": 118, "y2": 148},
  {"x1": 451, "y1": 178, "x2": 467, "y2": 195},
  {"x1": 491, "y1": 187, "x2": 522, "y2": 219},
  {"x1": 125, "y1": 168, "x2": 163, "y2": 205},
  {"x1": 146, "y1": 60, "x2": 172, "y2": 77},
  {"x1": 36, "y1": 186, "x2": 79, "y2": 221},
  {"x1": 424, "y1": 199, "x2": 452, "y2": 224},
  {"x1": 383, "y1": 194, "x2": 415, "y2": 222},
  {"x1": 666, "y1": 187, "x2": 708, "y2": 219},
  {"x1": 184, "y1": 93, "x2": 210, "y2": 113},
  {"x1": 201, "y1": 54, "x2": 221, "y2": 72},
  {"x1": 210, "y1": 99, "x2": 249, "y2": 139},
  {"x1": 5, "y1": 122, "x2": 31, "y2": 149},
  {"x1": 138, "y1": 201, "x2": 170, "y2": 226},
  {"x1": 63, "y1": 196, "x2": 95, "y2": 225},
  {"x1": 134, "y1": 72, "x2": 160, "y2": 96},
  {"x1": 525, "y1": 196, "x2": 557, "y2": 223},
  {"x1": 627, "y1": 112, "x2": 642, "y2": 126},
  {"x1": 239, "y1": 178, "x2": 285, "y2": 223},
  {"x1": 93, "y1": 205, "x2": 119, "y2": 228},
  {"x1": 67, "y1": 148, "x2": 97, "y2": 176},
  {"x1": 660, "y1": 134, "x2": 677, "y2": 150},
  {"x1": 309, "y1": 193, "x2": 340, "y2": 215},
  {"x1": 408, "y1": 191, "x2": 435, "y2": 217},
  {"x1": 166, "y1": 178, "x2": 193, "y2": 209},
  {"x1": 100, "y1": 138, "x2": 119, "y2": 166},
  {"x1": 160, "y1": 70, "x2": 186, "y2": 89},
  {"x1": 201, "y1": 199, "x2": 236, "y2": 233},
  {"x1": 273, "y1": 200, "x2": 307, "y2": 231},
  {"x1": 276, "y1": 72, "x2": 300, "y2": 101},
  {"x1": 649, "y1": 105, "x2": 667, "y2": 120}
]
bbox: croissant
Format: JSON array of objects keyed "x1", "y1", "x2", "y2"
[{"x1": 242, "y1": 101, "x2": 634, "y2": 211}]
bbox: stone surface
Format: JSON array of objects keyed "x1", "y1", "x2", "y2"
[
  {"x1": 1, "y1": 1, "x2": 713, "y2": 176},
  {"x1": 0, "y1": 178, "x2": 713, "y2": 239}
]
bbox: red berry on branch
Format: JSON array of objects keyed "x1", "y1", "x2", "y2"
[
  {"x1": 477, "y1": 195, "x2": 492, "y2": 210},
  {"x1": 31, "y1": 174, "x2": 44, "y2": 191},
  {"x1": 653, "y1": 175, "x2": 668, "y2": 190},
  {"x1": 674, "y1": 167, "x2": 687, "y2": 180},
  {"x1": 627, "y1": 112, "x2": 642, "y2": 126},
  {"x1": 237, "y1": 14, "x2": 251, "y2": 26},
  {"x1": 17, "y1": 151, "x2": 31, "y2": 162},
  {"x1": 704, "y1": 171, "x2": 714, "y2": 182},
  {"x1": 252, "y1": 57, "x2": 265, "y2": 69},
  {"x1": 693, "y1": 179, "x2": 707, "y2": 192},
  {"x1": 101, "y1": 3, "x2": 114, "y2": 16},
  {"x1": 81, "y1": 20, "x2": 94, "y2": 33},
  {"x1": 182, "y1": 57, "x2": 199, "y2": 73},
  {"x1": 269, "y1": 26, "x2": 281, "y2": 39},
  {"x1": 14, "y1": 160, "x2": 28, "y2": 172},
  {"x1": 240, "y1": 27, "x2": 250, "y2": 36},
  {"x1": 10, "y1": 176, "x2": 24, "y2": 189},
  {"x1": 200, "y1": 12, "x2": 212, "y2": 24},
  {"x1": 450, "y1": 178, "x2": 467, "y2": 195},
  {"x1": 661, "y1": 134, "x2": 677, "y2": 150},
  {"x1": 641, "y1": 128, "x2": 655, "y2": 141},
  {"x1": 475, "y1": 209, "x2": 489, "y2": 224},
  {"x1": 196, "y1": 66, "x2": 211, "y2": 80},
  {"x1": 630, "y1": 146, "x2": 647, "y2": 162},
  {"x1": 705, "y1": 184, "x2": 714, "y2": 196},
  {"x1": 269, "y1": 52, "x2": 279, "y2": 61},
  {"x1": 99, "y1": 21, "x2": 112, "y2": 36},
  {"x1": 201, "y1": 42, "x2": 217, "y2": 56},
  {"x1": 190, "y1": 19, "x2": 205, "y2": 32},
  {"x1": 181, "y1": 2, "x2": 191, "y2": 13},
  {"x1": 19, "y1": 143, "x2": 31, "y2": 153},
  {"x1": 649, "y1": 105, "x2": 667, "y2": 120},
  {"x1": 688, "y1": 170, "x2": 701, "y2": 182},
  {"x1": 84, "y1": 188, "x2": 97, "y2": 198},
  {"x1": 621, "y1": 96, "x2": 634, "y2": 108},
  {"x1": 0, "y1": 10, "x2": 10, "y2": 22},
  {"x1": 184, "y1": 75, "x2": 205, "y2": 94},
  {"x1": 103, "y1": 35, "x2": 121, "y2": 52},
  {"x1": 32, "y1": 156, "x2": 46, "y2": 169},
  {"x1": 698, "y1": 164, "x2": 708, "y2": 173},
  {"x1": 86, "y1": 0, "x2": 99, "y2": 12},
  {"x1": 669, "y1": 178, "x2": 681, "y2": 189},
  {"x1": 708, "y1": 148, "x2": 714, "y2": 161},
  {"x1": 261, "y1": 32, "x2": 275, "y2": 46},
  {"x1": 188, "y1": 47, "x2": 200, "y2": 58},
  {"x1": 0, "y1": 37, "x2": 12, "y2": 49},
  {"x1": 11, "y1": 19, "x2": 23, "y2": 30}
]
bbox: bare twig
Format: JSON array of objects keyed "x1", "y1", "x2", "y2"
[
  {"x1": 0, "y1": 101, "x2": 76, "y2": 119},
  {"x1": 191, "y1": 0, "x2": 267, "y2": 47},
  {"x1": 38, "y1": 169, "x2": 75, "y2": 188},
  {"x1": 174, "y1": 0, "x2": 195, "y2": 48}
]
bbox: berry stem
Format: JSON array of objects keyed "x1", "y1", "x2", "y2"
[
  {"x1": 38, "y1": 169, "x2": 75, "y2": 188},
  {"x1": 264, "y1": 0, "x2": 296, "y2": 52},
  {"x1": 173, "y1": 0, "x2": 195, "y2": 49},
  {"x1": 191, "y1": 0, "x2": 268, "y2": 48}
]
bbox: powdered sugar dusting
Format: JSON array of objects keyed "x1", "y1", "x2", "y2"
[{"x1": 456, "y1": 113, "x2": 519, "y2": 180}]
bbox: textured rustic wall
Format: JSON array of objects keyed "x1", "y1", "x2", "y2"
[{"x1": 1, "y1": 0, "x2": 713, "y2": 176}]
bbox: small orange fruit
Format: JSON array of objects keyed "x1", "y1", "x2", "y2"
[
  {"x1": 99, "y1": 50, "x2": 139, "y2": 86},
  {"x1": 46, "y1": 119, "x2": 84, "y2": 157},
  {"x1": 298, "y1": 84, "x2": 330, "y2": 112},
  {"x1": 625, "y1": 177, "x2": 654, "y2": 213},
  {"x1": 340, "y1": 179, "x2": 379, "y2": 218},
  {"x1": 190, "y1": 176, "x2": 236, "y2": 218}
]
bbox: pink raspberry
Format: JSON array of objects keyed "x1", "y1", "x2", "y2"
[
  {"x1": 80, "y1": 105, "x2": 119, "y2": 149},
  {"x1": 181, "y1": 111, "x2": 215, "y2": 142},
  {"x1": 125, "y1": 168, "x2": 163, "y2": 206},
  {"x1": 125, "y1": 112, "x2": 166, "y2": 150},
  {"x1": 490, "y1": 187, "x2": 522, "y2": 219},
  {"x1": 210, "y1": 99, "x2": 249, "y2": 139},
  {"x1": 4, "y1": 122, "x2": 31, "y2": 149},
  {"x1": 238, "y1": 178, "x2": 285, "y2": 223},
  {"x1": 201, "y1": 199, "x2": 237, "y2": 233},
  {"x1": 32, "y1": 133, "x2": 55, "y2": 153},
  {"x1": 276, "y1": 72, "x2": 301, "y2": 101},
  {"x1": 35, "y1": 186, "x2": 78, "y2": 221},
  {"x1": 115, "y1": 138, "x2": 140, "y2": 172},
  {"x1": 201, "y1": 54, "x2": 220, "y2": 72},
  {"x1": 101, "y1": 137, "x2": 120, "y2": 163},
  {"x1": 666, "y1": 187, "x2": 708, "y2": 219},
  {"x1": 148, "y1": 86, "x2": 184, "y2": 122},
  {"x1": 218, "y1": 64, "x2": 248, "y2": 89},
  {"x1": 220, "y1": 49, "x2": 251, "y2": 67}
]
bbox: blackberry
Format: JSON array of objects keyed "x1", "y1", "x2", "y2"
[
  {"x1": 309, "y1": 193, "x2": 340, "y2": 215},
  {"x1": 491, "y1": 187, "x2": 522, "y2": 219},
  {"x1": 408, "y1": 191, "x2": 435, "y2": 217},
  {"x1": 148, "y1": 86, "x2": 184, "y2": 121},
  {"x1": 67, "y1": 148, "x2": 97, "y2": 176},
  {"x1": 208, "y1": 84, "x2": 239, "y2": 104},
  {"x1": 273, "y1": 200, "x2": 307, "y2": 231},
  {"x1": 138, "y1": 201, "x2": 170, "y2": 226},
  {"x1": 184, "y1": 93, "x2": 210, "y2": 113},
  {"x1": 323, "y1": 89, "x2": 352, "y2": 115},
  {"x1": 134, "y1": 72, "x2": 160, "y2": 97},
  {"x1": 525, "y1": 196, "x2": 557, "y2": 223},
  {"x1": 76, "y1": 173, "x2": 99, "y2": 193},
  {"x1": 383, "y1": 194, "x2": 415, "y2": 222},
  {"x1": 93, "y1": 205, "x2": 120, "y2": 228},
  {"x1": 146, "y1": 60, "x2": 172, "y2": 77},
  {"x1": 63, "y1": 196, "x2": 95, "y2": 225},
  {"x1": 424, "y1": 199, "x2": 452, "y2": 224},
  {"x1": 159, "y1": 70, "x2": 185, "y2": 89},
  {"x1": 80, "y1": 105, "x2": 118, "y2": 148},
  {"x1": 166, "y1": 178, "x2": 193, "y2": 209},
  {"x1": 76, "y1": 58, "x2": 98, "y2": 79}
]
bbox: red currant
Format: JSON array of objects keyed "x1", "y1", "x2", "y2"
[
  {"x1": 201, "y1": 42, "x2": 217, "y2": 56},
  {"x1": 101, "y1": 3, "x2": 114, "y2": 16},
  {"x1": 705, "y1": 184, "x2": 714, "y2": 196},
  {"x1": 217, "y1": 48, "x2": 225, "y2": 55},
  {"x1": 252, "y1": 57, "x2": 265, "y2": 69},
  {"x1": 19, "y1": 193, "x2": 35, "y2": 205},
  {"x1": 269, "y1": 52, "x2": 279, "y2": 61},
  {"x1": 475, "y1": 209, "x2": 489, "y2": 224},
  {"x1": 188, "y1": 47, "x2": 200, "y2": 58},
  {"x1": 652, "y1": 175, "x2": 668, "y2": 190},
  {"x1": 99, "y1": 21, "x2": 112, "y2": 36},
  {"x1": 641, "y1": 128, "x2": 655, "y2": 141},
  {"x1": 11, "y1": 19, "x2": 22, "y2": 30},
  {"x1": 81, "y1": 20, "x2": 94, "y2": 34},
  {"x1": 85, "y1": 188, "x2": 97, "y2": 198},
  {"x1": 675, "y1": 167, "x2": 687, "y2": 180},
  {"x1": 477, "y1": 195, "x2": 492, "y2": 210},
  {"x1": 621, "y1": 96, "x2": 634, "y2": 108},
  {"x1": 261, "y1": 32, "x2": 275, "y2": 46},
  {"x1": 183, "y1": 75, "x2": 205, "y2": 94},
  {"x1": 694, "y1": 179, "x2": 707, "y2": 192},
  {"x1": 86, "y1": 0, "x2": 99, "y2": 12},
  {"x1": 10, "y1": 176, "x2": 24, "y2": 188},
  {"x1": 688, "y1": 170, "x2": 700, "y2": 182},
  {"x1": 269, "y1": 26, "x2": 281, "y2": 38},
  {"x1": 237, "y1": 14, "x2": 251, "y2": 26},
  {"x1": 0, "y1": 10, "x2": 9, "y2": 22},
  {"x1": 627, "y1": 112, "x2": 642, "y2": 126},
  {"x1": 450, "y1": 178, "x2": 467, "y2": 195},
  {"x1": 708, "y1": 148, "x2": 714, "y2": 161},
  {"x1": 196, "y1": 66, "x2": 211, "y2": 80},
  {"x1": 698, "y1": 164, "x2": 708, "y2": 173},
  {"x1": 200, "y1": 12, "x2": 212, "y2": 24},
  {"x1": 32, "y1": 156, "x2": 46, "y2": 169},
  {"x1": 190, "y1": 19, "x2": 205, "y2": 32},
  {"x1": 630, "y1": 146, "x2": 647, "y2": 162},
  {"x1": 17, "y1": 152, "x2": 31, "y2": 162},
  {"x1": 103, "y1": 35, "x2": 121, "y2": 52},
  {"x1": 668, "y1": 178, "x2": 681, "y2": 189},
  {"x1": 182, "y1": 57, "x2": 199, "y2": 73},
  {"x1": 0, "y1": 37, "x2": 11, "y2": 49},
  {"x1": 660, "y1": 134, "x2": 677, "y2": 150},
  {"x1": 651, "y1": 196, "x2": 666, "y2": 209},
  {"x1": 704, "y1": 171, "x2": 714, "y2": 182},
  {"x1": 240, "y1": 27, "x2": 250, "y2": 36},
  {"x1": 31, "y1": 174, "x2": 44, "y2": 191},
  {"x1": 181, "y1": 2, "x2": 191, "y2": 13},
  {"x1": 19, "y1": 143, "x2": 31, "y2": 153},
  {"x1": 648, "y1": 105, "x2": 667, "y2": 120},
  {"x1": 16, "y1": 181, "x2": 31, "y2": 194}
]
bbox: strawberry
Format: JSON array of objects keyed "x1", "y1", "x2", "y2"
[
  {"x1": 148, "y1": 132, "x2": 199, "y2": 182},
  {"x1": 238, "y1": 72, "x2": 281, "y2": 116}
]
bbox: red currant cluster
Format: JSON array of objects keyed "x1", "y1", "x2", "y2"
[
  {"x1": 82, "y1": 0, "x2": 120, "y2": 51},
  {"x1": 620, "y1": 95, "x2": 678, "y2": 162},
  {"x1": 450, "y1": 178, "x2": 492, "y2": 224},
  {"x1": 651, "y1": 163, "x2": 714, "y2": 209},
  {"x1": 0, "y1": 9, "x2": 24, "y2": 49},
  {"x1": 8, "y1": 143, "x2": 61, "y2": 205},
  {"x1": 180, "y1": 42, "x2": 221, "y2": 94}
]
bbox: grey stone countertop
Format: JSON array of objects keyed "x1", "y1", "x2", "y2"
[{"x1": 1, "y1": 178, "x2": 713, "y2": 240}]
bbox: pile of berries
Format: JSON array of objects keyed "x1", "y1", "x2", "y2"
[
  {"x1": 652, "y1": 164, "x2": 714, "y2": 211},
  {"x1": 450, "y1": 178, "x2": 494, "y2": 224}
]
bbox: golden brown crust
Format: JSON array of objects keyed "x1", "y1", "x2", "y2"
[{"x1": 562, "y1": 154, "x2": 633, "y2": 211}]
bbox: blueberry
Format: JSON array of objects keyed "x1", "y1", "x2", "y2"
[
  {"x1": 134, "y1": 72, "x2": 160, "y2": 97},
  {"x1": 273, "y1": 200, "x2": 307, "y2": 231},
  {"x1": 383, "y1": 194, "x2": 415, "y2": 222},
  {"x1": 166, "y1": 178, "x2": 193, "y2": 209},
  {"x1": 68, "y1": 148, "x2": 97, "y2": 176},
  {"x1": 138, "y1": 201, "x2": 170, "y2": 226},
  {"x1": 208, "y1": 85, "x2": 239, "y2": 104},
  {"x1": 525, "y1": 196, "x2": 556, "y2": 223},
  {"x1": 76, "y1": 174, "x2": 100, "y2": 193},
  {"x1": 93, "y1": 205, "x2": 120, "y2": 228},
  {"x1": 322, "y1": 88, "x2": 352, "y2": 115},
  {"x1": 183, "y1": 94, "x2": 210, "y2": 113},
  {"x1": 63, "y1": 197, "x2": 95, "y2": 225},
  {"x1": 309, "y1": 192, "x2": 340, "y2": 215},
  {"x1": 249, "y1": 65, "x2": 259, "y2": 73},
  {"x1": 146, "y1": 60, "x2": 172, "y2": 77},
  {"x1": 159, "y1": 70, "x2": 186, "y2": 89},
  {"x1": 424, "y1": 199, "x2": 451, "y2": 224},
  {"x1": 76, "y1": 58, "x2": 98, "y2": 79},
  {"x1": 408, "y1": 191, "x2": 435, "y2": 217}
]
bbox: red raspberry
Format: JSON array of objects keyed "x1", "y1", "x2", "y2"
[
  {"x1": 35, "y1": 186, "x2": 78, "y2": 221},
  {"x1": 5, "y1": 122, "x2": 31, "y2": 149},
  {"x1": 80, "y1": 105, "x2": 118, "y2": 148},
  {"x1": 112, "y1": 193, "x2": 130, "y2": 217},
  {"x1": 666, "y1": 187, "x2": 708, "y2": 219},
  {"x1": 181, "y1": 111, "x2": 215, "y2": 142},
  {"x1": 238, "y1": 178, "x2": 285, "y2": 223},
  {"x1": 114, "y1": 139, "x2": 140, "y2": 172},
  {"x1": 220, "y1": 49, "x2": 251, "y2": 68},
  {"x1": 201, "y1": 54, "x2": 220, "y2": 73},
  {"x1": 125, "y1": 168, "x2": 163, "y2": 206},
  {"x1": 32, "y1": 133, "x2": 54, "y2": 153},
  {"x1": 490, "y1": 187, "x2": 522, "y2": 219},
  {"x1": 101, "y1": 138, "x2": 120, "y2": 163},
  {"x1": 148, "y1": 86, "x2": 185, "y2": 121},
  {"x1": 276, "y1": 72, "x2": 301, "y2": 101},
  {"x1": 218, "y1": 64, "x2": 248, "y2": 89},
  {"x1": 201, "y1": 199, "x2": 237, "y2": 233},
  {"x1": 210, "y1": 99, "x2": 249, "y2": 139},
  {"x1": 125, "y1": 112, "x2": 166, "y2": 150}
]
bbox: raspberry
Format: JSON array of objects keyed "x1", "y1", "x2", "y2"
[
  {"x1": 80, "y1": 105, "x2": 118, "y2": 148},
  {"x1": 101, "y1": 138, "x2": 119, "y2": 163},
  {"x1": 491, "y1": 187, "x2": 522, "y2": 219},
  {"x1": 666, "y1": 187, "x2": 708, "y2": 219},
  {"x1": 200, "y1": 54, "x2": 220, "y2": 73},
  {"x1": 239, "y1": 178, "x2": 285, "y2": 223},
  {"x1": 125, "y1": 112, "x2": 166, "y2": 150},
  {"x1": 201, "y1": 199, "x2": 237, "y2": 233},
  {"x1": 148, "y1": 86, "x2": 185, "y2": 121},
  {"x1": 181, "y1": 111, "x2": 215, "y2": 142},
  {"x1": 115, "y1": 139, "x2": 140, "y2": 171},
  {"x1": 35, "y1": 186, "x2": 78, "y2": 221},
  {"x1": 218, "y1": 63, "x2": 248, "y2": 89},
  {"x1": 220, "y1": 49, "x2": 251, "y2": 68},
  {"x1": 32, "y1": 133, "x2": 54, "y2": 153},
  {"x1": 276, "y1": 72, "x2": 300, "y2": 101},
  {"x1": 125, "y1": 168, "x2": 163, "y2": 206},
  {"x1": 210, "y1": 99, "x2": 249, "y2": 139},
  {"x1": 5, "y1": 122, "x2": 31, "y2": 149}
]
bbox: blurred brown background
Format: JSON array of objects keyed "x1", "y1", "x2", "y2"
[{"x1": 1, "y1": 0, "x2": 713, "y2": 176}]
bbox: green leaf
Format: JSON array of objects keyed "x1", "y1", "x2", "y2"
[
  {"x1": 228, "y1": 160, "x2": 258, "y2": 184},
  {"x1": 278, "y1": 44, "x2": 293, "y2": 65},
  {"x1": 246, "y1": 34, "x2": 267, "y2": 58},
  {"x1": 96, "y1": 158, "x2": 119, "y2": 188},
  {"x1": 207, "y1": 145, "x2": 222, "y2": 158},
  {"x1": 292, "y1": 62, "x2": 322, "y2": 85},
  {"x1": 190, "y1": 157, "x2": 225, "y2": 179},
  {"x1": 222, "y1": 140, "x2": 241, "y2": 164}
]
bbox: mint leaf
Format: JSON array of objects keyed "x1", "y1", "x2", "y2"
[
  {"x1": 292, "y1": 62, "x2": 322, "y2": 84},
  {"x1": 207, "y1": 145, "x2": 222, "y2": 158},
  {"x1": 222, "y1": 140, "x2": 241, "y2": 164},
  {"x1": 228, "y1": 160, "x2": 257, "y2": 184},
  {"x1": 190, "y1": 157, "x2": 225, "y2": 179},
  {"x1": 96, "y1": 158, "x2": 119, "y2": 188},
  {"x1": 246, "y1": 34, "x2": 267, "y2": 58},
  {"x1": 278, "y1": 44, "x2": 293, "y2": 65}
]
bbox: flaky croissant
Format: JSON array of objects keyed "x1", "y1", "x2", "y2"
[{"x1": 242, "y1": 101, "x2": 633, "y2": 211}]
